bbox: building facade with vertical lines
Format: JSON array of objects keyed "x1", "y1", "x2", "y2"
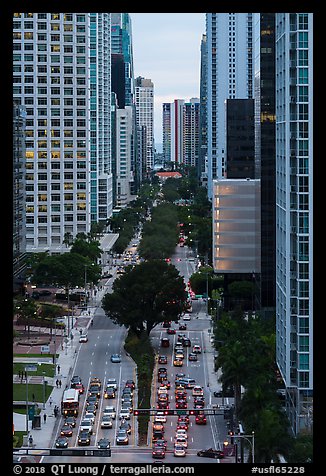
[{"x1": 13, "y1": 13, "x2": 112, "y2": 254}]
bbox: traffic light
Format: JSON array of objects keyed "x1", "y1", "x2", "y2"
[
  {"x1": 133, "y1": 409, "x2": 148, "y2": 416},
  {"x1": 228, "y1": 430, "x2": 234, "y2": 444}
]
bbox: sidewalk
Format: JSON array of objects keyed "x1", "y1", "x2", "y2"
[{"x1": 13, "y1": 275, "x2": 112, "y2": 454}]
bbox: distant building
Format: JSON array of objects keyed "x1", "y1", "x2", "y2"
[
  {"x1": 198, "y1": 33, "x2": 208, "y2": 180},
  {"x1": 155, "y1": 171, "x2": 182, "y2": 182},
  {"x1": 135, "y1": 77, "x2": 154, "y2": 173}
]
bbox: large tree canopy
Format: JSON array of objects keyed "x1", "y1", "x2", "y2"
[{"x1": 102, "y1": 259, "x2": 188, "y2": 336}]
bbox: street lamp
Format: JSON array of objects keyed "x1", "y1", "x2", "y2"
[
  {"x1": 42, "y1": 371, "x2": 46, "y2": 410},
  {"x1": 224, "y1": 432, "x2": 255, "y2": 463}
]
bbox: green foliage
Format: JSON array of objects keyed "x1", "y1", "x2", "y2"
[
  {"x1": 70, "y1": 238, "x2": 102, "y2": 262},
  {"x1": 102, "y1": 259, "x2": 187, "y2": 336},
  {"x1": 228, "y1": 280, "x2": 255, "y2": 299},
  {"x1": 287, "y1": 433, "x2": 313, "y2": 463}
]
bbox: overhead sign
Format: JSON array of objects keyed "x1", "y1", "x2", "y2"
[
  {"x1": 25, "y1": 365, "x2": 37, "y2": 372},
  {"x1": 41, "y1": 345, "x2": 50, "y2": 353}
]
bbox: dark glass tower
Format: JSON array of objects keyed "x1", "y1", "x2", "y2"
[{"x1": 254, "y1": 13, "x2": 276, "y2": 313}]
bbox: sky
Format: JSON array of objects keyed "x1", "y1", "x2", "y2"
[{"x1": 129, "y1": 13, "x2": 206, "y2": 146}]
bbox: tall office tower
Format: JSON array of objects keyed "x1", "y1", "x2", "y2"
[
  {"x1": 111, "y1": 53, "x2": 126, "y2": 108},
  {"x1": 162, "y1": 102, "x2": 171, "y2": 165},
  {"x1": 170, "y1": 99, "x2": 185, "y2": 164},
  {"x1": 111, "y1": 13, "x2": 138, "y2": 193},
  {"x1": 206, "y1": 13, "x2": 253, "y2": 199},
  {"x1": 13, "y1": 103, "x2": 27, "y2": 293},
  {"x1": 226, "y1": 99, "x2": 255, "y2": 179},
  {"x1": 198, "y1": 33, "x2": 208, "y2": 180},
  {"x1": 275, "y1": 13, "x2": 313, "y2": 435},
  {"x1": 253, "y1": 14, "x2": 276, "y2": 314},
  {"x1": 116, "y1": 106, "x2": 133, "y2": 208},
  {"x1": 111, "y1": 92, "x2": 118, "y2": 208},
  {"x1": 135, "y1": 77, "x2": 154, "y2": 174},
  {"x1": 13, "y1": 13, "x2": 112, "y2": 254},
  {"x1": 184, "y1": 98, "x2": 200, "y2": 168}
]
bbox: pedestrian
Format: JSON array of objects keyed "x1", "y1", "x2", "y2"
[
  {"x1": 54, "y1": 407, "x2": 58, "y2": 417},
  {"x1": 59, "y1": 379, "x2": 62, "y2": 388},
  {"x1": 49, "y1": 397, "x2": 53, "y2": 406},
  {"x1": 29, "y1": 434, "x2": 33, "y2": 446},
  {"x1": 57, "y1": 364, "x2": 60, "y2": 374},
  {"x1": 32, "y1": 393, "x2": 35, "y2": 402},
  {"x1": 43, "y1": 413, "x2": 47, "y2": 423},
  {"x1": 56, "y1": 379, "x2": 59, "y2": 388}
]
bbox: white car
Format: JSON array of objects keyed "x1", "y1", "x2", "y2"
[
  {"x1": 157, "y1": 386, "x2": 168, "y2": 395},
  {"x1": 175, "y1": 429, "x2": 188, "y2": 439},
  {"x1": 174, "y1": 445, "x2": 187, "y2": 457},
  {"x1": 79, "y1": 334, "x2": 88, "y2": 343},
  {"x1": 174, "y1": 436, "x2": 188, "y2": 448},
  {"x1": 154, "y1": 412, "x2": 167, "y2": 423},
  {"x1": 183, "y1": 314, "x2": 191, "y2": 321},
  {"x1": 192, "y1": 345, "x2": 202, "y2": 354},
  {"x1": 79, "y1": 419, "x2": 93, "y2": 433},
  {"x1": 119, "y1": 409, "x2": 131, "y2": 420},
  {"x1": 83, "y1": 412, "x2": 95, "y2": 424},
  {"x1": 192, "y1": 385, "x2": 204, "y2": 396},
  {"x1": 106, "y1": 379, "x2": 118, "y2": 390},
  {"x1": 100, "y1": 415, "x2": 113, "y2": 429},
  {"x1": 103, "y1": 406, "x2": 116, "y2": 419}
]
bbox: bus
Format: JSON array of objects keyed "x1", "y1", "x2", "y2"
[{"x1": 61, "y1": 388, "x2": 80, "y2": 416}]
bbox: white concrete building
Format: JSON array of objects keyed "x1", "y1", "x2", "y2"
[
  {"x1": 135, "y1": 77, "x2": 154, "y2": 173},
  {"x1": 116, "y1": 106, "x2": 133, "y2": 208},
  {"x1": 275, "y1": 13, "x2": 313, "y2": 435},
  {"x1": 12, "y1": 13, "x2": 112, "y2": 254}
]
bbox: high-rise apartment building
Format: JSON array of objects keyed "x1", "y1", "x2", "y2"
[
  {"x1": 275, "y1": 13, "x2": 313, "y2": 435},
  {"x1": 198, "y1": 33, "x2": 208, "y2": 179},
  {"x1": 206, "y1": 13, "x2": 253, "y2": 199},
  {"x1": 12, "y1": 13, "x2": 112, "y2": 254},
  {"x1": 162, "y1": 103, "x2": 171, "y2": 165},
  {"x1": 116, "y1": 106, "x2": 133, "y2": 208},
  {"x1": 184, "y1": 98, "x2": 200, "y2": 168},
  {"x1": 135, "y1": 76, "x2": 154, "y2": 174}
]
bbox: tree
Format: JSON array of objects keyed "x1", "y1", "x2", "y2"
[
  {"x1": 102, "y1": 260, "x2": 188, "y2": 337},
  {"x1": 14, "y1": 297, "x2": 38, "y2": 339},
  {"x1": 70, "y1": 237, "x2": 102, "y2": 262}
]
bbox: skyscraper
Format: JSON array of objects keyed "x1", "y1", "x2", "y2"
[
  {"x1": 275, "y1": 13, "x2": 313, "y2": 435},
  {"x1": 198, "y1": 33, "x2": 208, "y2": 180},
  {"x1": 135, "y1": 77, "x2": 154, "y2": 174},
  {"x1": 184, "y1": 98, "x2": 200, "y2": 168},
  {"x1": 206, "y1": 13, "x2": 253, "y2": 199},
  {"x1": 13, "y1": 13, "x2": 112, "y2": 253},
  {"x1": 253, "y1": 13, "x2": 276, "y2": 313},
  {"x1": 162, "y1": 103, "x2": 171, "y2": 165}
]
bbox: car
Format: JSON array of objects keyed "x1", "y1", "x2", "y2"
[
  {"x1": 177, "y1": 415, "x2": 190, "y2": 424},
  {"x1": 195, "y1": 414, "x2": 207, "y2": 425},
  {"x1": 176, "y1": 421, "x2": 188, "y2": 431},
  {"x1": 158, "y1": 355, "x2": 168, "y2": 364},
  {"x1": 174, "y1": 436, "x2": 188, "y2": 448},
  {"x1": 152, "y1": 430, "x2": 164, "y2": 442},
  {"x1": 152, "y1": 446, "x2": 166, "y2": 459},
  {"x1": 87, "y1": 404, "x2": 97, "y2": 415},
  {"x1": 182, "y1": 338, "x2": 191, "y2": 347},
  {"x1": 179, "y1": 324, "x2": 187, "y2": 330},
  {"x1": 161, "y1": 338, "x2": 170, "y2": 348},
  {"x1": 157, "y1": 367, "x2": 167, "y2": 375},
  {"x1": 157, "y1": 393, "x2": 168, "y2": 402},
  {"x1": 80, "y1": 420, "x2": 93, "y2": 433},
  {"x1": 175, "y1": 389, "x2": 187, "y2": 399},
  {"x1": 162, "y1": 321, "x2": 171, "y2": 328},
  {"x1": 104, "y1": 387, "x2": 116, "y2": 399},
  {"x1": 154, "y1": 412, "x2": 167, "y2": 423},
  {"x1": 106, "y1": 378, "x2": 118, "y2": 390},
  {"x1": 173, "y1": 358, "x2": 183, "y2": 367},
  {"x1": 156, "y1": 400, "x2": 169, "y2": 409},
  {"x1": 90, "y1": 377, "x2": 102, "y2": 388},
  {"x1": 86, "y1": 395, "x2": 98, "y2": 408},
  {"x1": 78, "y1": 430, "x2": 91, "y2": 446},
  {"x1": 167, "y1": 328, "x2": 176, "y2": 334},
  {"x1": 100, "y1": 415, "x2": 113, "y2": 429},
  {"x1": 194, "y1": 400, "x2": 205, "y2": 409},
  {"x1": 125, "y1": 380, "x2": 135, "y2": 389},
  {"x1": 79, "y1": 334, "x2": 88, "y2": 343},
  {"x1": 119, "y1": 420, "x2": 131, "y2": 434},
  {"x1": 110, "y1": 354, "x2": 121, "y2": 363},
  {"x1": 153, "y1": 421, "x2": 164, "y2": 432},
  {"x1": 116, "y1": 429, "x2": 129, "y2": 445},
  {"x1": 155, "y1": 438, "x2": 167, "y2": 449},
  {"x1": 55, "y1": 436, "x2": 68, "y2": 448},
  {"x1": 71, "y1": 375, "x2": 82, "y2": 387},
  {"x1": 83, "y1": 412, "x2": 95, "y2": 424},
  {"x1": 197, "y1": 448, "x2": 224, "y2": 459},
  {"x1": 103, "y1": 406, "x2": 116, "y2": 419},
  {"x1": 176, "y1": 400, "x2": 187, "y2": 409},
  {"x1": 119, "y1": 409, "x2": 131, "y2": 420},
  {"x1": 175, "y1": 429, "x2": 188, "y2": 439},
  {"x1": 174, "y1": 350, "x2": 184, "y2": 359},
  {"x1": 192, "y1": 345, "x2": 202, "y2": 354},
  {"x1": 183, "y1": 314, "x2": 191, "y2": 321},
  {"x1": 74, "y1": 383, "x2": 85, "y2": 394},
  {"x1": 60, "y1": 424, "x2": 73, "y2": 437},
  {"x1": 174, "y1": 445, "x2": 186, "y2": 457},
  {"x1": 175, "y1": 373, "x2": 186, "y2": 380},
  {"x1": 188, "y1": 352, "x2": 198, "y2": 361},
  {"x1": 192, "y1": 385, "x2": 204, "y2": 396},
  {"x1": 122, "y1": 388, "x2": 133, "y2": 399},
  {"x1": 97, "y1": 438, "x2": 110, "y2": 449},
  {"x1": 88, "y1": 385, "x2": 101, "y2": 398},
  {"x1": 157, "y1": 386, "x2": 168, "y2": 395},
  {"x1": 64, "y1": 416, "x2": 76, "y2": 427},
  {"x1": 177, "y1": 333, "x2": 187, "y2": 341}
]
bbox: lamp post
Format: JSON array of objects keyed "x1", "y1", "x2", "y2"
[
  {"x1": 25, "y1": 368, "x2": 29, "y2": 434},
  {"x1": 42, "y1": 372, "x2": 46, "y2": 410}
]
